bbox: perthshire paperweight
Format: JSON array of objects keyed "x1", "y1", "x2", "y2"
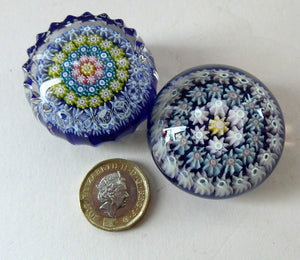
[
  {"x1": 148, "y1": 65, "x2": 285, "y2": 198},
  {"x1": 23, "y1": 12, "x2": 158, "y2": 145}
]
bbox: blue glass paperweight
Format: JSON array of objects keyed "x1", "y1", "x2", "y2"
[
  {"x1": 23, "y1": 12, "x2": 158, "y2": 145},
  {"x1": 148, "y1": 65, "x2": 285, "y2": 198}
]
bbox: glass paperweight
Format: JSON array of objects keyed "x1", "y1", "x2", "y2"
[
  {"x1": 148, "y1": 65, "x2": 285, "y2": 198},
  {"x1": 23, "y1": 12, "x2": 158, "y2": 145}
]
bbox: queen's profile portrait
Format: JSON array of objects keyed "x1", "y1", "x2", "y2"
[{"x1": 96, "y1": 171, "x2": 129, "y2": 217}]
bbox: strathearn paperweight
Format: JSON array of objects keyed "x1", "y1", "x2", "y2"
[
  {"x1": 23, "y1": 12, "x2": 158, "y2": 145},
  {"x1": 148, "y1": 65, "x2": 285, "y2": 198}
]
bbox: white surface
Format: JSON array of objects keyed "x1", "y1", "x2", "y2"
[{"x1": 1, "y1": 0, "x2": 300, "y2": 259}]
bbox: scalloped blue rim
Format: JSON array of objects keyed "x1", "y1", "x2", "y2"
[
  {"x1": 23, "y1": 12, "x2": 158, "y2": 145},
  {"x1": 24, "y1": 12, "x2": 142, "y2": 64}
]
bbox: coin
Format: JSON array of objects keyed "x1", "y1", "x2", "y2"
[{"x1": 79, "y1": 158, "x2": 150, "y2": 231}]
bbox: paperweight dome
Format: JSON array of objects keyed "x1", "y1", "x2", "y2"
[
  {"x1": 148, "y1": 65, "x2": 285, "y2": 198},
  {"x1": 23, "y1": 12, "x2": 158, "y2": 145}
]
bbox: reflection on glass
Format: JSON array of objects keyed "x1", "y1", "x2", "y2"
[{"x1": 163, "y1": 126, "x2": 187, "y2": 143}]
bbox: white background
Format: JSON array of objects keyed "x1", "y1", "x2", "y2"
[{"x1": 1, "y1": 0, "x2": 300, "y2": 259}]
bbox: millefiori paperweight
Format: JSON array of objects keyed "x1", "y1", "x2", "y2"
[
  {"x1": 23, "y1": 12, "x2": 157, "y2": 145},
  {"x1": 148, "y1": 65, "x2": 285, "y2": 198}
]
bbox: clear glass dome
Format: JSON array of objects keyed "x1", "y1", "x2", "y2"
[
  {"x1": 148, "y1": 65, "x2": 285, "y2": 198},
  {"x1": 23, "y1": 12, "x2": 158, "y2": 145}
]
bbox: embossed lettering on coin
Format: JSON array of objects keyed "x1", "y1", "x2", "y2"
[{"x1": 80, "y1": 159, "x2": 150, "y2": 231}]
